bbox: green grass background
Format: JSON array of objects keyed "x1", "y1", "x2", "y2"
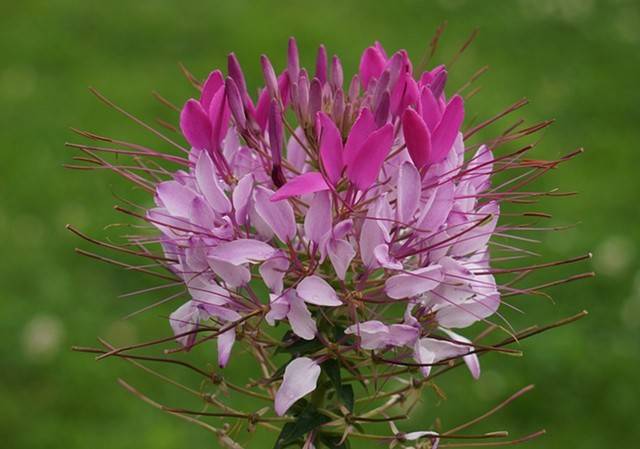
[{"x1": 1, "y1": 0, "x2": 639, "y2": 448}]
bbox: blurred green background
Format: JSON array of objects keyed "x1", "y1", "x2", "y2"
[{"x1": 1, "y1": 0, "x2": 638, "y2": 448}]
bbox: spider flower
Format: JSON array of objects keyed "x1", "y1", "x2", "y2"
[
  {"x1": 71, "y1": 36, "x2": 589, "y2": 448},
  {"x1": 155, "y1": 39, "x2": 498, "y2": 414}
]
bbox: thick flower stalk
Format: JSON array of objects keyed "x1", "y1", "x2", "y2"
[{"x1": 69, "y1": 36, "x2": 591, "y2": 449}]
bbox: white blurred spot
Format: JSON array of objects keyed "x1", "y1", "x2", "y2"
[
  {"x1": 593, "y1": 235, "x2": 634, "y2": 277},
  {"x1": 22, "y1": 315, "x2": 64, "y2": 362}
]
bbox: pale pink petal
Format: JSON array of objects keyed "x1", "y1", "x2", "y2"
[
  {"x1": 297, "y1": 275, "x2": 342, "y2": 306},
  {"x1": 217, "y1": 327, "x2": 236, "y2": 368},
  {"x1": 286, "y1": 128, "x2": 308, "y2": 172},
  {"x1": 304, "y1": 191, "x2": 332, "y2": 245},
  {"x1": 156, "y1": 181, "x2": 199, "y2": 218},
  {"x1": 374, "y1": 243, "x2": 403, "y2": 270},
  {"x1": 436, "y1": 293, "x2": 500, "y2": 329},
  {"x1": 397, "y1": 161, "x2": 421, "y2": 223},
  {"x1": 274, "y1": 357, "x2": 321, "y2": 416},
  {"x1": 232, "y1": 174, "x2": 253, "y2": 225},
  {"x1": 195, "y1": 151, "x2": 231, "y2": 214},
  {"x1": 259, "y1": 252, "x2": 290, "y2": 294},
  {"x1": 414, "y1": 337, "x2": 468, "y2": 377},
  {"x1": 254, "y1": 186, "x2": 297, "y2": 242},
  {"x1": 402, "y1": 108, "x2": 431, "y2": 169},
  {"x1": 346, "y1": 123, "x2": 394, "y2": 190},
  {"x1": 208, "y1": 239, "x2": 276, "y2": 265},
  {"x1": 442, "y1": 329, "x2": 480, "y2": 379},
  {"x1": 416, "y1": 182, "x2": 455, "y2": 233},
  {"x1": 271, "y1": 172, "x2": 330, "y2": 202},
  {"x1": 287, "y1": 292, "x2": 317, "y2": 340},
  {"x1": 180, "y1": 99, "x2": 212, "y2": 150},
  {"x1": 265, "y1": 293, "x2": 290, "y2": 325},
  {"x1": 169, "y1": 301, "x2": 199, "y2": 347},
  {"x1": 207, "y1": 258, "x2": 251, "y2": 288},
  {"x1": 345, "y1": 320, "x2": 390, "y2": 350},
  {"x1": 385, "y1": 265, "x2": 444, "y2": 299},
  {"x1": 430, "y1": 95, "x2": 464, "y2": 164},
  {"x1": 463, "y1": 145, "x2": 494, "y2": 192},
  {"x1": 317, "y1": 112, "x2": 344, "y2": 184},
  {"x1": 327, "y1": 238, "x2": 356, "y2": 280},
  {"x1": 188, "y1": 196, "x2": 215, "y2": 228},
  {"x1": 343, "y1": 108, "x2": 376, "y2": 167},
  {"x1": 186, "y1": 275, "x2": 230, "y2": 306},
  {"x1": 451, "y1": 202, "x2": 499, "y2": 256},
  {"x1": 388, "y1": 324, "x2": 420, "y2": 346}
]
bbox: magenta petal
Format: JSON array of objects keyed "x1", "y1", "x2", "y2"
[
  {"x1": 397, "y1": 161, "x2": 421, "y2": 223},
  {"x1": 180, "y1": 99, "x2": 212, "y2": 150},
  {"x1": 419, "y1": 86, "x2": 442, "y2": 131},
  {"x1": 208, "y1": 239, "x2": 276, "y2": 265},
  {"x1": 344, "y1": 108, "x2": 376, "y2": 167},
  {"x1": 271, "y1": 172, "x2": 330, "y2": 201},
  {"x1": 297, "y1": 275, "x2": 342, "y2": 306},
  {"x1": 430, "y1": 95, "x2": 464, "y2": 164},
  {"x1": 254, "y1": 186, "x2": 297, "y2": 242},
  {"x1": 317, "y1": 112, "x2": 344, "y2": 184},
  {"x1": 200, "y1": 70, "x2": 224, "y2": 110},
  {"x1": 346, "y1": 123, "x2": 394, "y2": 191},
  {"x1": 359, "y1": 46, "x2": 386, "y2": 90},
  {"x1": 208, "y1": 86, "x2": 231, "y2": 152},
  {"x1": 304, "y1": 191, "x2": 332, "y2": 245},
  {"x1": 402, "y1": 108, "x2": 431, "y2": 169},
  {"x1": 195, "y1": 151, "x2": 231, "y2": 214},
  {"x1": 274, "y1": 357, "x2": 321, "y2": 416},
  {"x1": 385, "y1": 265, "x2": 444, "y2": 299}
]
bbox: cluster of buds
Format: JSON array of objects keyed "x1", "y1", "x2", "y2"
[{"x1": 70, "y1": 36, "x2": 590, "y2": 449}]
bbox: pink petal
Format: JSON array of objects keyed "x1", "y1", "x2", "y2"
[
  {"x1": 374, "y1": 243, "x2": 403, "y2": 270},
  {"x1": 254, "y1": 186, "x2": 297, "y2": 242},
  {"x1": 463, "y1": 145, "x2": 494, "y2": 192},
  {"x1": 271, "y1": 172, "x2": 330, "y2": 202},
  {"x1": 402, "y1": 108, "x2": 431, "y2": 169},
  {"x1": 287, "y1": 291, "x2": 317, "y2": 340},
  {"x1": 451, "y1": 201, "x2": 499, "y2": 256},
  {"x1": 327, "y1": 238, "x2": 356, "y2": 280},
  {"x1": 304, "y1": 191, "x2": 332, "y2": 245},
  {"x1": 200, "y1": 70, "x2": 224, "y2": 110},
  {"x1": 274, "y1": 357, "x2": 321, "y2": 416},
  {"x1": 195, "y1": 151, "x2": 231, "y2": 214},
  {"x1": 385, "y1": 265, "x2": 444, "y2": 299},
  {"x1": 297, "y1": 275, "x2": 342, "y2": 306},
  {"x1": 414, "y1": 337, "x2": 468, "y2": 377},
  {"x1": 343, "y1": 108, "x2": 376, "y2": 167},
  {"x1": 397, "y1": 161, "x2": 421, "y2": 223},
  {"x1": 346, "y1": 123, "x2": 394, "y2": 191},
  {"x1": 416, "y1": 182, "x2": 455, "y2": 233},
  {"x1": 180, "y1": 99, "x2": 212, "y2": 150},
  {"x1": 317, "y1": 112, "x2": 344, "y2": 184},
  {"x1": 208, "y1": 239, "x2": 276, "y2": 265},
  {"x1": 430, "y1": 95, "x2": 464, "y2": 164},
  {"x1": 436, "y1": 293, "x2": 500, "y2": 329},
  {"x1": 359, "y1": 46, "x2": 386, "y2": 90},
  {"x1": 217, "y1": 327, "x2": 236, "y2": 368}
]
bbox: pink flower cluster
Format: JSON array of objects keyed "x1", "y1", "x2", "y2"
[{"x1": 152, "y1": 39, "x2": 500, "y2": 417}]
